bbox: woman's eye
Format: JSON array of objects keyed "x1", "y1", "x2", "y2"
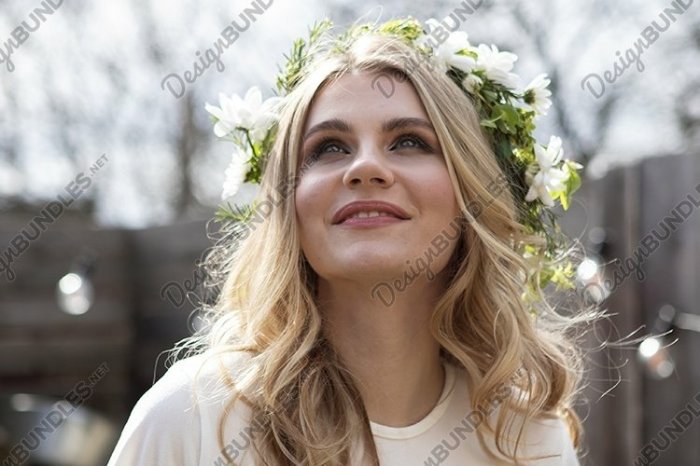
[
  {"x1": 393, "y1": 135, "x2": 429, "y2": 150},
  {"x1": 305, "y1": 139, "x2": 347, "y2": 163}
]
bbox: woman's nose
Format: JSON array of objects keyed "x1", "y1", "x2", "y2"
[{"x1": 342, "y1": 143, "x2": 396, "y2": 188}]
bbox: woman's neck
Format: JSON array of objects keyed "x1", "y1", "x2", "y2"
[{"x1": 317, "y1": 276, "x2": 447, "y2": 427}]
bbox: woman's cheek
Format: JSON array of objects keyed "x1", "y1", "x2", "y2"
[{"x1": 295, "y1": 176, "x2": 328, "y2": 227}]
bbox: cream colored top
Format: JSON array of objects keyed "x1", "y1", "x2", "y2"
[{"x1": 107, "y1": 351, "x2": 580, "y2": 465}]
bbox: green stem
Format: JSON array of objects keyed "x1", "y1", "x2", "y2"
[{"x1": 243, "y1": 129, "x2": 258, "y2": 158}]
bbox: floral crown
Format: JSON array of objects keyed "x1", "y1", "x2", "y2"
[{"x1": 204, "y1": 17, "x2": 584, "y2": 305}]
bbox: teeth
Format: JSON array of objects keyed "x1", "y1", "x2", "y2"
[{"x1": 348, "y1": 210, "x2": 395, "y2": 219}]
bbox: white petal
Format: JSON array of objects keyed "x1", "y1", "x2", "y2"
[
  {"x1": 244, "y1": 86, "x2": 263, "y2": 110},
  {"x1": 546, "y1": 136, "x2": 563, "y2": 164},
  {"x1": 493, "y1": 71, "x2": 521, "y2": 89},
  {"x1": 532, "y1": 170, "x2": 546, "y2": 187},
  {"x1": 204, "y1": 102, "x2": 225, "y2": 120},
  {"x1": 249, "y1": 123, "x2": 268, "y2": 142},
  {"x1": 543, "y1": 169, "x2": 568, "y2": 192},
  {"x1": 474, "y1": 43, "x2": 519, "y2": 88},
  {"x1": 237, "y1": 107, "x2": 255, "y2": 128},
  {"x1": 526, "y1": 73, "x2": 550, "y2": 91},
  {"x1": 449, "y1": 55, "x2": 477, "y2": 73},
  {"x1": 221, "y1": 150, "x2": 251, "y2": 200},
  {"x1": 444, "y1": 31, "x2": 470, "y2": 54},
  {"x1": 213, "y1": 120, "x2": 235, "y2": 138},
  {"x1": 539, "y1": 189, "x2": 555, "y2": 207},
  {"x1": 534, "y1": 144, "x2": 551, "y2": 169},
  {"x1": 525, "y1": 185, "x2": 539, "y2": 202},
  {"x1": 548, "y1": 167, "x2": 568, "y2": 182},
  {"x1": 223, "y1": 93, "x2": 244, "y2": 118},
  {"x1": 531, "y1": 95, "x2": 552, "y2": 115},
  {"x1": 476, "y1": 43, "x2": 493, "y2": 57}
]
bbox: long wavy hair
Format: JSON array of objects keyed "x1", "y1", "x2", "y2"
[{"x1": 172, "y1": 25, "x2": 602, "y2": 466}]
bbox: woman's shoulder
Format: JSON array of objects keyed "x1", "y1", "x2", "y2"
[
  {"x1": 106, "y1": 350, "x2": 254, "y2": 466},
  {"x1": 481, "y1": 409, "x2": 579, "y2": 465},
  {"x1": 521, "y1": 413, "x2": 579, "y2": 464},
  {"x1": 130, "y1": 350, "x2": 252, "y2": 415},
  {"x1": 450, "y1": 364, "x2": 580, "y2": 465}
]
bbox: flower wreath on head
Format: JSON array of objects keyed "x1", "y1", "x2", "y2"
[{"x1": 204, "y1": 17, "x2": 584, "y2": 311}]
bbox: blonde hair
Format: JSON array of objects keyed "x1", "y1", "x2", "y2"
[{"x1": 172, "y1": 26, "x2": 601, "y2": 465}]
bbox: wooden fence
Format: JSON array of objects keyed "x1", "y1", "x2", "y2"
[{"x1": 559, "y1": 152, "x2": 700, "y2": 465}]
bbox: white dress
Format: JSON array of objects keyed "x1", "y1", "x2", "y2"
[{"x1": 107, "y1": 351, "x2": 581, "y2": 465}]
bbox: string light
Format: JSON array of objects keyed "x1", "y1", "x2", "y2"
[{"x1": 56, "y1": 252, "x2": 96, "y2": 316}]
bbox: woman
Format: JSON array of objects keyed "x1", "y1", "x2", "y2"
[{"x1": 108, "y1": 17, "x2": 593, "y2": 465}]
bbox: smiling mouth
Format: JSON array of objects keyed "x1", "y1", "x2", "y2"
[
  {"x1": 332, "y1": 201, "x2": 412, "y2": 225},
  {"x1": 336, "y1": 215, "x2": 408, "y2": 227},
  {"x1": 345, "y1": 211, "x2": 402, "y2": 220}
]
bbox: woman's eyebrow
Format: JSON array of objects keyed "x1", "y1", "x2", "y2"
[
  {"x1": 303, "y1": 118, "x2": 351, "y2": 142},
  {"x1": 381, "y1": 117, "x2": 435, "y2": 134},
  {"x1": 303, "y1": 117, "x2": 435, "y2": 142}
]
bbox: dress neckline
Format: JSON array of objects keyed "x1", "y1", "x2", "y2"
[{"x1": 370, "y1": 361, "x2": 457, "y2": 440}]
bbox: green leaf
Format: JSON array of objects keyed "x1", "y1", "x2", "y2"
[
  {"x1": 275, "y1": 19, "x2": 333, "y2": 94},
  {"x1": 480, "y1": 118, "x2": 499, "y2": 129},
  {"x1": 559, "y1": 192, "x2": 570, "y2": 210},
  {"x1": 377, "y1": 17, "x2": 423, "y2": 42},
  {"x1": 566, "y1": 164, "x2": 582, "y2": 195},
  {"x1": 493, "y1": 104, "x2": 521, "y2": 134},
  {"x1": 215, "y1": 202, "x2": 255, "y2": 224}
]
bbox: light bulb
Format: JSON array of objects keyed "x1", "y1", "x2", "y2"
[
  {"x1": 57, "y1": 272, "x2": 94, "y2": 315},
  {"x1": 637, "y1": 336, "x2": 675, "y2": 379},
  {"x1": 576, "y1": 258, "x2": 599, "y2": 282}
]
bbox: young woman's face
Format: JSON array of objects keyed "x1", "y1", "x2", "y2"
[{"x1": 295, "y1": 70, "x2": 462, "y2": 288}]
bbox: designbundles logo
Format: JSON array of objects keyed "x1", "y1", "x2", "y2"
[
  {"x1": 0, "y1": 0, "x2": 65, "y2": 73},
  {"x1": 160, "y1": 0, "x2": 275, "y2": 99}
]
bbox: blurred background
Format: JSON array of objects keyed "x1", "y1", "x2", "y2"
[{"x1": 0, "y1": 0, "x2": 698, "y2": 464}]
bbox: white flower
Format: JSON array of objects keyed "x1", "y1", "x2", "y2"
[
  {"x1": 462, "y1": 73, "x2": 483, "y2": 93},
  {"x1": 419, "y1": 18, "x2": 476, "y2": 73},
  {"x1": 205, "y1": 86, "x2": 282, "y2": 141},
  {"x1": 525, "y1": 136, "x2": 569, "y2": 207},
  {"x1": 221, "y1": 147, "x2": 253, "y2": 200},
  {"x1": 524, "y1": 73, "x2": 552, "y2": 115},
  {"x1": 474, "y1": 44, "x2": 520, "y2": 89},
  {"x1": 205, "y1": 93, "x2": 240, "y2": 138}
]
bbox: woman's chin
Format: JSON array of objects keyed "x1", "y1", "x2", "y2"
[{"x1": 320, "y1": 263, "x2": 422, "y2": 286}]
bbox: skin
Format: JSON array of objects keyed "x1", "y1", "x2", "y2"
[{"x1": 295, "y1": 70, "x2": 463, "y2": 428}]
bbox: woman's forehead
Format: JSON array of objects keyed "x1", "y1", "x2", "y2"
[{"x1": 303, "y1": 71, "x2": 430, "y2": 131}]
